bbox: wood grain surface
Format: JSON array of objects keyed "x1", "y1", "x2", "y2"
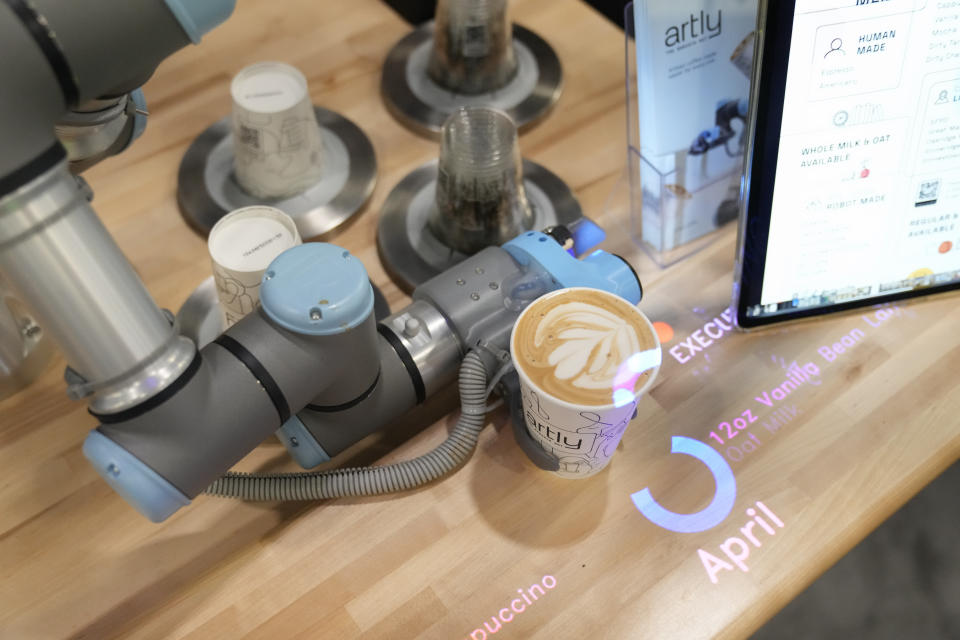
[{"x1": 2, "y1": 1, "x2": 959, "y2": 639}]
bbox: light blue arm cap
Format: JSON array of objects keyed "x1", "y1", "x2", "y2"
[
  {"x1": 82, "y1": 430, "x2": 190, "y2": 523},
  {"x1": 503, "y1": 231, "x2": 642, "y2": 304},
  {"x1": 276, "y1": 415, "x2": 331, "y2": 469},
  {"x1": 164, "y1": 0, "x2": 237, "y2": 44},
  {"x1": 260, "y1": 244, "x2": 374, "y2": 336}
]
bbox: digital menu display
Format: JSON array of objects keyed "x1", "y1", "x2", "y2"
[{"x1": 740, "y1": 0, "x2": 960, "y2": 323}]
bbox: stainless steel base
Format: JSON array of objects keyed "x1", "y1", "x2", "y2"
[
  {"x1": 381, "y1": 23, "x2": 562, "y2": 138},
  {"x1": 377, "y1": 159, "x2": 582, "y2": 292},
  {"x1": 177, "y1": 277, "x2": 391, "y2": 349},
  {"x1": 177, "y1": 107, "x2": 377, "y2": 238}
]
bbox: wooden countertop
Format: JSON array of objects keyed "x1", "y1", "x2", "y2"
[{"x1": 2, "y1": 1, "x2": 959, "y2": 638}]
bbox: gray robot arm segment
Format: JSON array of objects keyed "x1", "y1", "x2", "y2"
[
  {"x1": 0, "y1": 161, "x2": 193, "y2": 413},
  {"x1": 3, "y1": 0, "x2": 644, "y2": 522},
  {"x1": 84, "y1": 241, "x2": 383, "y2": 521},
  {"x1": 0, "y1": 0, "x2": 234, "y2": 181},
  {"x1": 83, "y1": 229, "x2": 641, "y2": 520},
  {"x1": 0, "y1": 1, "x2": 67, "y2": 181},
  {"x1": 208, "y1": 350, "x2": 489, "y2": 501},
  {"x1": 284, "y1": 236, "x2": 642, "y2": 469},
  {"x1": 294, "y1": 333, "x2": 420, "y2": 459},
  {"x1": 93, "y1": 307, "x2": 380, "y2": 509},
  {"x1": 0, "y1": 1, "x2": 238, "y2": 399}
]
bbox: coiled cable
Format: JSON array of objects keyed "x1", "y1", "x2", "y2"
[{"x1": 204, "y1": 350, "x2": 489, "y2": 500}]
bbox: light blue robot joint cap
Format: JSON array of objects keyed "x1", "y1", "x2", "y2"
[
  {"x1": 503, "y1": 232, "x2": 641, "y2": 304},
  {"x1": 260, "y1": 243, "x2": 374, "y2": 336},
  {"x1": 164, "y1": 0, "x2": 236, "y2": 44},
  {"x1": 82, "y1": 430, "x2": 190, "y2": 523}
]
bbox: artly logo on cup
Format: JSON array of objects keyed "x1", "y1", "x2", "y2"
[{"x1": 522, "y1": 388, "x2": 638, "y2": 476}]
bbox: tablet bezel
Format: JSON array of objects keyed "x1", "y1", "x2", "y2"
[{"x1": 733, "y1": 0, "x2": 960, "y2": 330}]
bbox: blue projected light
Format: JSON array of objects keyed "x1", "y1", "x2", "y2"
[
  {"x1": 631, "y1": 436, "x2": 737, "y2": 533},
  {"x1": 613, "y1": 389, "x2": 635, "y2": 408},
  {"x1": 570, "y1": 219, "x2": 606, "y2": 256},
  {"x1": 627, "y1": 348, "x2": 662, "y2": 373},
  {"x1": 612, "y1": 348, "x2": 661, "y2": 407}
]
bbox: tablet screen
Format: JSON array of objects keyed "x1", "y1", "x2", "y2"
[{"x1": 736, "y1": 0, "x2": 960, "y2": 328}]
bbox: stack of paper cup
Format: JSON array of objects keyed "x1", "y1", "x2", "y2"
[
  {"x1": 208, "y1": 206, "x2": 302, "y2": 327},
  {"x1": 231, "y1": 62, "x2": 324, "y2": 199}
]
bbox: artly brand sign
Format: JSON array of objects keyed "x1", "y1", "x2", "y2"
[
  {"x1": 633, "y1": 0, "x2": 757, "y2": 156},
  {"x1": 664, "y1": 10, "x2": 723, "y2": 48}
]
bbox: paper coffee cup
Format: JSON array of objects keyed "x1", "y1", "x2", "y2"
[
  {"x1": 510, "y1": 287, "x2": 662, "y2": 479},
  {"x1": 231, "y1": 62, "x2": 324, "y2": 199},
  {"x1": 208, "y1": 206, "x2": 302, "y2": 327}
]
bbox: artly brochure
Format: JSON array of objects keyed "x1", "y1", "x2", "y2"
[
  {"x1": 634, "y1": 0, "x2": 757, "y2": 156},
  {"x1": 633, "y1": 0, "x2": 757, "y2": 252}
]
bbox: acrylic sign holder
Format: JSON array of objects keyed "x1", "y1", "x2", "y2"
[{"x1": 624, "y1": 2, "x2": 756, "y2": 268}]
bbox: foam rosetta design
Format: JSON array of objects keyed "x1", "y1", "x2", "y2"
[
  {"x1": 513, "y1": 288, "x2": 658, "y2": 407},
  {"x1": 535, "y1": 301, "x2": 644, "y2": 389}
]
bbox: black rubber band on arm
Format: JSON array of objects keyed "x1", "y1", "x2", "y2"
[
  {"x1": 377, "y1": 323, "x2": 426, "y2": 404},
  {"x1": 91, "y1": 352, "x2": 203, "y2": 425},
  {"x1": 0, "y1": 143, "x2": 64, "y2": 198},
  {"x1": 3, "y1": 0, "x2": 80, "y2": 106},
  {"x1": 214, "y1": 335, "x2": 291, "y2": 425},
  {"x1": 306, "y1": 369, "x2": 381, "y2": 413}
]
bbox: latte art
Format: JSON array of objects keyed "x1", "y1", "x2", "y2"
[
  {"x1": 536, "y1": 302, "x2": 643, "y2": 389},
  {"x1": 512, "y1": 288, "x2": 659, "y2": 407}
]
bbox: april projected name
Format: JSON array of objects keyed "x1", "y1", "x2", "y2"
[{"x1": 755, "y1": 0, "x2": 960, "y2": 316}]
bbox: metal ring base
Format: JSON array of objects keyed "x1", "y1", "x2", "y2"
[
  {"x1": 177, "y1": 107, "x2": 376, "y2": 238},
  {"x1": 377, "y1": 159, "x2": 582, "y2": 292},
  {"x1": 381, "y1": 23, "x2": 563, "y2": 139}
]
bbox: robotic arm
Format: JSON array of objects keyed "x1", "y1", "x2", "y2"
[
  {"x1": 0, "y1": 1, "x2": 643, "y2": 523},
  {"x1": 90, "y1": 231, "x2": 641, "y2": 520},
  {"x1": 0, "y1": 0, "x2": 233, "y2": 176},
  {"x1": 0, "y1": 0, "x2": 237, "y2": 419}
]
